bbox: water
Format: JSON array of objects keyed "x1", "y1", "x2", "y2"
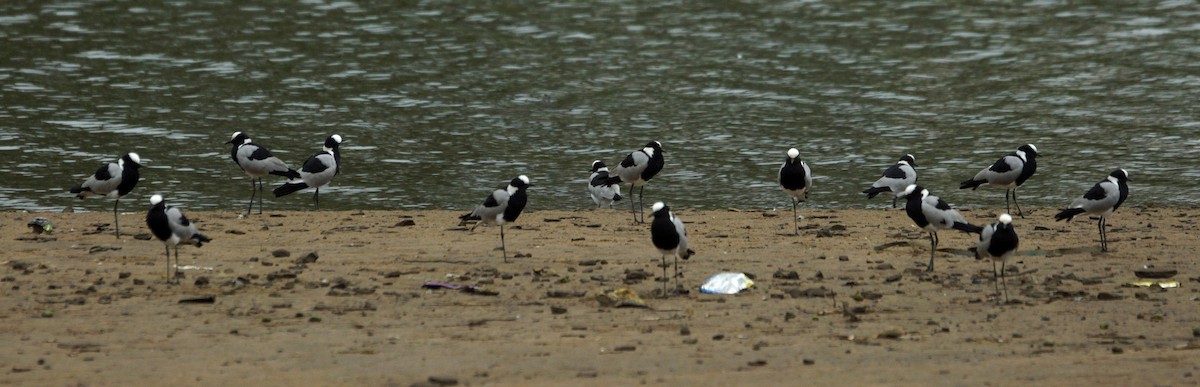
[{"x1": 2, "y1": 1, "x2": 1198, "y2": 213}]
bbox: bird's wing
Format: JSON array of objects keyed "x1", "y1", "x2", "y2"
[
  {"x1": 166, "y1": 206, "x2": 197, "y2": 241},
  {"x1": 672, "y1": 214, "x2": 688, "y2": 253}
]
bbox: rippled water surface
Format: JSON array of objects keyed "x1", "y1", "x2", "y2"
[{"x1": 2, "y1": 1, "x2": 1198, "y2": 212}]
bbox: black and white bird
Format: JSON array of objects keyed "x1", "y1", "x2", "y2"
[
  {"x1": 273, "y1": 134, "x2": 343, "y2": 209},
  {"x1": 650, "y1": 201, "x2": 694, "y2": 296},
  {"x1": 1054, "y1": 168, "x2": 1131, "y2": 252},
  {"x1": 863, "y1": 154, "x2": 917, "y2": 208},
  {"x1": 459, "y1": 175, "x2": 532, "y2": 262},
  {"x1": 145, "y1": 194, "x2": 211, "y2": 284},
  {"x1": 612, "y1": 141, "x2": 665, "y2": 223},
  {"x1": 902, "y1": 184, "x2": 982, "y2": 272},
  {"x1": 976, "y1": 213, "x2": 1019, "y2": 303},
  {"x1": 587, "y1": 160, "x2": 622, "y2": 208},
  {"x1": 69, "y1": 152, "x2": 142, "y2": 238},
  {"x1": 778, "y1": 148, "x2": 812, "y2": 235},
  {"x1": 959, "y1": 144, "x2": 1039, "y2": 217},
  {"x1": 226, "y1": 132, "x2": 300, "y2": 214}
]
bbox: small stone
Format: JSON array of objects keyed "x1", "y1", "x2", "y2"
[
  {"x1": 1111, "y1": 347, "x2": 1124, "y2": 354},
  {"x1": 803, "y1": 359, "x2": 815, "y2": 365},
  {"x1": 193, "y1": 276, "x2": 210, "y2": 286},
  {"x1": 395, "y1": 219, "x2": 416, "y2": 227},
  {"x1": 712, "y1": 334, "x2": 725, "y2": 341},
  {"x1": 748, "y1": 360, "x2": 767, "y2": 367},
  {"x1": 271, "y1": 249, "x2": 291, "y2": 258},
  {"x1": 838, "y1": 255, "x2": 849, "y2": 261},
  {"x1": 118, "y1": 272, "x2": 131, "y2": 279},
  {"x1": 682, "y1": 338, "x2": 699, "y2": 345},
  {"x1": 1193, "y1": 327, "x2": 1200, "y2": 338},
  {"x1": 885, "y1": 273, "x2": 903, "y2": 283},
  {"x1": 577, "y1": 370, "x2": 598, "y2": 378},
  {"x1": 680, "y1": 326, "x2": 691, "y2": 336},
  {"x1": 550, "y1": 306, "x2": 567, "y2": 315},
  {"x1": 427, "y1": 376, "x2": 458, "y2": 386},
  {"x1": 295, "y1": 252, "x2": 319, "y2": 265},
  {"x1": 613, "y1": 345, "x2": 636, "y2": 352},
  {"x1": 773, "y1": 270, "x2": 800, "y2": 280}
]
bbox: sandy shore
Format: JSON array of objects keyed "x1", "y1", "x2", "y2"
[{"x1": 2, "y1": 206, "x2": 1199, "y2": 386}]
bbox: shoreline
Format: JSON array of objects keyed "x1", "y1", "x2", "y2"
[{"x1": 3, "y1": 207, "x2": 1198, "y2": 385}]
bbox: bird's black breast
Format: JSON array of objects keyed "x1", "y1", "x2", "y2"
[
  {"x1": 1114, "y1": 180, "x2": 1130, "y2": 211},
  {"x1": 651, "y1": 217, "x2": 680, "y2": 250},
  {"x1": 905, "y1": 196, "x2": 930, "y2": 228},
  {"x1": 146, "y1": 204, "x2": 172, "y2": 242},
  {"x1": 779, "y1": 162, "x2": 808, "y2": 190},
  {"x1": 1016, "y1": 158, "x2": 1036, "y2": 186},
  {"x1": 504, "y1": 189, "x2": 528, "y2": 222},
  {"x1": 643, "y1": 152, "x2": 664, "y2": 180},
  {"x1": 987, "y1": 225, "x2": 1019, "y2": 257},
  {"x1": 117, "y1": 164, "x2": 140, "y2": 196}
]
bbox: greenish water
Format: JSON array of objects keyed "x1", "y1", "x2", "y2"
[{"x1": 2, "y1": 1, "x2": 1198, "y2": 212}]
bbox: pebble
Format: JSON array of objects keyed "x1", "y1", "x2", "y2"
[
  {"x1": 803, "y1": 359, "x2": 815, "y2": 365},
  {"x1": 577, "y1": 370, "x2": 598, "y2": 378},
  {"x1": 426, "y1": 376, "x2": 458, "y2": 386},
  {"x1": 550, "y1": 306, "x2": 567, "y2": 314},
  {"x1": 680, "y1": 326, "x2": 690, "y2": 336},
  {"x1": 773, "y1": 270, "x2": 800, "y2": 280},
  {"x1": 272, "y1": 249, "x2": 290, "y2": 258},
  {"x1": 747, "y1": 360, "x2": 767, "y2": 367},
  {"x1": 1111, "y1": 347, "x2": 1124, "y2": 354},
  {"x1": 712, "y1": 334, "x2": 725, "y2": 341},
  {"x1": 613, "y1": 345, "x2": 636, "y2": 352},
  {"x1": 395, "y1": 219, "x2": 416, "y2": 227}
]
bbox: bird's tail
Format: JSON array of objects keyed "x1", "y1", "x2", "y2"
[
  {"x1": 959, "y1": 179, "x2": 985, "y2": 190},
  {"x1": 681, "y1": 248, "x2": 695, "y2": 260},
  {"x1": 69, "y1": 186, "x2": 90, "y2": 199},
  {"x1": 458, "y1": 212, "x2": 480, "y2": 226},
  {"x1": 612, "y1": 192, "x2": 622, "y2": 202},
  {"x1": 862, "y1": 186, "x2": 889, "y2": 199},
  {"x1": 952, "y1": 222, "x2": 983, "y2": 234},
  {"x1": 1054, "y1": 208, "x2": 1086, "y2": 222},
  {"x1": 273, "y1": 182, "x2": 309, "y2": 197},
  {"x1": 190, "y1": 233, "x2": 213, "y2": 247},
  {"x1": 271, "y1": 168, "x2": 301, "y2": 179}
]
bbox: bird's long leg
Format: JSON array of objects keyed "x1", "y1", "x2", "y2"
[
  {"x1": 925, "y1": 232, "x2": 938, "y2": 272},
  {"x1": 633, "y1": 183, "x2": 643, "y2": 223},
  {"x1": 992, "y1": 259, "x2": 1001, "y2": 303},
  {"x1": 173, "y1": 246, "x2": 180, "y2": 284},
  {"x1": 660, "y1": 254, "x2": 668, "y2": 296},
  {"x1": 313, "y1": 187, "x2": 320, "y2": 210},
  {"x1": 1005, "y1": 189, "x2": 1013, "y2": 215},
  {"x1": 891, "y1": 196, "x2": 898, "y2": 209},
  {"x1": 247, "y1": 178, "x2": 256, "y2": 215},
  {"x1": 113, "y1": 198, "x2": 121, "y2": 239},
  {"x1": 1099, "y1": 217, "x2": 1107, "y2": 252},
  {"x1": 1012, "y1": 188, "x2": 1025, "y2": 218},
  {"x1": 257, "y1": 177, "x2": 265, "y2": 214},
  {"x1": 164, "y1": 245, "x2": 171, "y2": 284},
  {"x1": 792, "y1": 198, "x2": 799, "y2": 236},
  {"x1": 1000, "y1": 260, "x2": 1010, "y2": 304},
  {"x1": 501, "y1": 223, "x2": 508, "y2": 263},
  {"x1": 673, "y1": 254, "x2": 680, "y2": 294},
  {"x1": 638, "y1": 185, "x2": 646, "y2": 223}
]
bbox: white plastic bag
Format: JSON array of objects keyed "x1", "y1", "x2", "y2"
[{"x1": 700, "y1": 272, "x2": 754, "y2": 294}]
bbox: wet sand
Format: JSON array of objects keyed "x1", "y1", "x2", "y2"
[{"x1": 2, "y1": 206, "x2": 1199, "y2": 386}]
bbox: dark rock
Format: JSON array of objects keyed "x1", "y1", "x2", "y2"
[
  {"x1": 1134, "y1": 268, "x2": 1177, "y2": 279},
  {"x1": 786, "y1": 287, "x2": 835, "y2": 298},
  {"x1": 773, "y1": 270, "x2": 800, "y2": 280},
  {"x1": 426, "y1": 375, "x2": 458, "y2": 386},
  {"x1": 680, "y1": 326, "x2": 691, "y2": 336},
  {"x1": 118, "y1": 272, "x2": 131, "y2": 279},
  {"x1": 613, "y1": 345, "x2": 636, "y2": 352},
  {"x1": 885, "y1": 273, "x2": 902, "y2": 283},
  {"x1": 550, "y1": 306, "x2": 567, "y2": 314},
  {"x1": 577, "y1": 370, "x2": 598, "y2": 378},
  {"x1": 395, "y1": 219, "x2": 416, "y2": 227},
  {"x1": 748, "y1": 360, "x2": 767, "y2": 367},
  {"x1": 874, "y1": 263, "x2": 895, "y2": 270},
  {"x1": 194, "y1": 276, "x2": 210, "y2": 286},
  {"x1": 1097, "y1": 292, "x2": 1123, "y2": 300},
  {"x1": 803, "y1": 359, "x2": 815, "y2": 365},
  {"x1": 272, "y1": 249, "x2": 291, "y2": 258},
  {"x1": 295, "y1": 252, "x2": 319, "y2": 265},
  {"x1": 579, "y1": 259, "x2": 601, "y2": 266},
  {"x1": 547, "y1": 290, "x2": 587, "y2": 298}
]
